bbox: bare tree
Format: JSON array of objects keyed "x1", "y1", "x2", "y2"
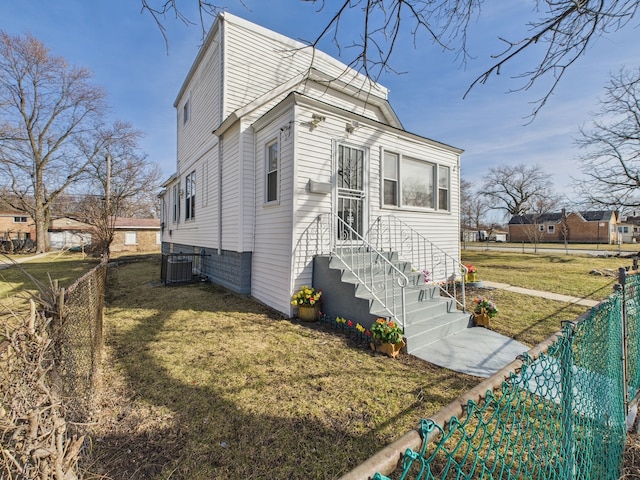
[
  {"x1": 74, "y1": 121, "x2": 161, "y2": 256},
  {"x1": 0, "y1": 32, "x2": 107, "y2": 253},
  {"x1": 575, "y1": 67, "x2": 640, "y2": 210},
  {"x1": 481, "y1": 164, "x2": 557, "y2": 217},
  {"x1": 140, "y1": 1, "x2": 639, "y2": 117},
  {"x1": 460, "y1": 178, "x2": 491, "y2": 237}
]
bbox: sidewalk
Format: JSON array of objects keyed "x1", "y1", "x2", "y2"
[
  {"x1": 0, "y1": 252, "x2": 53, "y2": 270},
  {"x1": 481, "y1": 281, "x2": 599, "y2": 308}
]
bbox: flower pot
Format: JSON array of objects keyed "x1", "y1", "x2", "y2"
[
  {"x1": 473, "y1": 308, "x2": 490, "y2": 328},
  {"x1": 370, "y1": 339, "x2": 406, "y2": 358},
  {"x1": 466, "y1": 272, "x2": 478, "y2": 283},
  {"x1": 297, "y1": 304, "x2": 319, "y2": 322}
]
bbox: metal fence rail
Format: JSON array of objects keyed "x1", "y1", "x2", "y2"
[{"x1": 343, "y1": 269, "x2": 640, "y2": 480}]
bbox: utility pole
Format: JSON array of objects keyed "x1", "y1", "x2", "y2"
[{"x1": 106, "y1": 154, "x2": 111, "y2": 213}]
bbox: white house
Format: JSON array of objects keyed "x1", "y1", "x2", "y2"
[{"x1": 159, "y1": 13, "x2": 466, "y2": 347}]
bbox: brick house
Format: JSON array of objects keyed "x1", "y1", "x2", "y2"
[
  {"x1": 508, "y1": 210, "x2": 619, "y2": 244},
  {"x1": 111, "y1": 217, "x2": 161, "y2": 253},
  {"x1": 0, "y1": 211, "x2": 34, "y2": 241}
]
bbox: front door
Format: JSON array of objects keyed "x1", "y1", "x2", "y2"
[{"x1": 335, "y1": 144, "x2": 366, "y2": 242}]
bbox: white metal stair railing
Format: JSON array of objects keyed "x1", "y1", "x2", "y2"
[
  {"x1": 368, "y1": 215, "x2": 467, "y2": 312},
  {"x1": 321, "y1": 213, "x2": 409, "y2": 328}
]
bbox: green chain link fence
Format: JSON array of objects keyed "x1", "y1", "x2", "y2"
[{"x1": 346, "y1": 269, "x2": 640, "y2": 480}]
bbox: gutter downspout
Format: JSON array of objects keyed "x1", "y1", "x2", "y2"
[{"x1": 217, "y1": 16, "x2": 226, "y2": 256}]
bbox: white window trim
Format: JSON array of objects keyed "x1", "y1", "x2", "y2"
[
  {"x1": 185, "y1": 170, "x2": 196, "y2": 221},
  {"x1": 182, "y1": 93, "x2": 191, "y2": 126},
  {"x1": 265, "y1": 138, "x2": 279, "y2": 205},
  {"x1": 381, "y1": 150, "x2": 449, "y2": 212},
  {"x1": 547, "y1": 225, "x2": 555, "y2": 234}
]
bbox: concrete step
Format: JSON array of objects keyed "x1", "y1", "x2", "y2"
[{"x1": 404, "y1": 312, "x2": 472, "y2": 353}]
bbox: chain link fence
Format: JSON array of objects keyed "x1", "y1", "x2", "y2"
[
  {"x1": 344, "y1": 268, "x2": 640, "y2": 480},
  {"x1": 51, "y1": 258, "x2": 108, "y2": 425}
]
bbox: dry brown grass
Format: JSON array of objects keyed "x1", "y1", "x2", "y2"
[
  {"x1": 40, "y1": 250, "x2": 638, "y2": 478},
  {"x1": 84, "y1": 257, "x2": 477, "y2": 479}
]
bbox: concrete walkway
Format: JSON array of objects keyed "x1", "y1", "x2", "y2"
[
  {"x1": 418, "y1": 281, "x2": 601, "y2": 378},
  {"x1": 0, "y1": 252, "x2": 53, "y2": 270},
  {"x1": 481, "y1": 280, "x2": 600, "y2": 307}
]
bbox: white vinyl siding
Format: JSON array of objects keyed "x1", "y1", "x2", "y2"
[
  {"x1": 251, "y1": 109, "x2": 295, "y2": 313},
  {"x1": 222, "y1": 17, "x2": 389, "y2": 121}
]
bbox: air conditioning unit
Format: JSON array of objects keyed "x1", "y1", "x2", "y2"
[{"x1": 167, "y1": 257, "x2": 192, "y2": 283}]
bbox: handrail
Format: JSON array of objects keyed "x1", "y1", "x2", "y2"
[
  {"x1": 324, "y1": 213, "x2": 409, "y2": 328},
  {"x1": 368, "y1": 215, "x2": 467, "y2": 312}
]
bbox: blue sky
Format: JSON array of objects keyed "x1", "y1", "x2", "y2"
[{"x1": 1, "y1": 1, "x2": 637, "y2": 200}]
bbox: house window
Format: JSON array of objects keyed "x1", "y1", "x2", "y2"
[
  {"x1": 383, "y1": 151, "x2": 447, "y2": 210},
  {"x1": 124, "y1": 231, "x2": 137, "y2": 245},
  {"x1": 402, "y1": 157, "x2": 434, "y2": 208},
  {"x1": 539, "y1": 224, "x2": 545, "y2": 232},
  {"x1": 13, "y1": 216, "x2": 27, "y2": 223},
  {"x1": 183, "y1": 97, "x2": 190, "y2": 125},
  {"x1": 547, "y1": 225, "x2": 555, "y2": 234},
  {"x1": 185, "y1": 171, "x2": 196, "y2": 220},
  {"x1": 383, "y1": 152, "x2": 399, "y2": 206},
  {"x1": 172, "y1": 185, "x2": 179, "y2": 223},
  {"x1": 438, "y1": 166, "x2": 450, "y2": 211},
  {"x1": 266, "y1": 139, "x2": 278, "y2": 203}
]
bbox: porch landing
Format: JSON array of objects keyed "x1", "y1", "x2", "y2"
[{"x1": 411, "y1": 327, "x2": 529, "y2": 378}]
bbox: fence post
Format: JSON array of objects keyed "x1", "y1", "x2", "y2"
[
  {"x1": 560, "y1": 322, "x2": 576, "y2": 480},
  {"x1": 617, "y1": 267, "x2": 630, "y2": 417}
]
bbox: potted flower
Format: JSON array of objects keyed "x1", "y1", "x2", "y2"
[
  {"x1": 465, "y1": 264, "x2": 478, "y2": 283},
  {"x1": 291, "y1": 285, "x2": 322, "y2": 321},
  {"x1": 369, "y1": 318, "x2": 405, "y2": 358},
  {"x1": 472, "y1": 297, "x2": 498, "y2": 327}
]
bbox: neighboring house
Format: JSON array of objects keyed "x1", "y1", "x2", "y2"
[
  {"x1": 617, "y1": 215, "x2": 640, "y2": 243},
  {"x1": 111, "y1": 218, "x2": 161, "y2": 253},
  {"x1": 0, "y1": 211, "x2": 34, "y2": 240},
  {"x1": 158, "y1": 13, "x2": 464, "y2": 342},
  {"x1": 48, "y1": 217, "x2": 93, "y2": 250},
  {"x1": 0, "y1": 211, "x2": 35, "y2": 251},
  {"x1": 508, "y1": 210, "x2": 619, "y2": 244}
]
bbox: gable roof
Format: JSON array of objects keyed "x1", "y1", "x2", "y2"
[
  {"x1": 508, "y1": 210, "x2": 617, "y2": 225},
  {"x1": 508, "y1": 213, "x2": 563, "y2": 225}
]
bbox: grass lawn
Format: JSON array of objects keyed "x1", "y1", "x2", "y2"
[
  {"x1": 85, "y1": 250, "x2": 625, "y2": 479},
  {"x1": 462, "y1": 250, "x2": 622, "y2": 301},
  {"x1": 86, "y1": 257, "x2": 478, "y2": 479},
  {"x1": 0, "y1": 252, "x2": 100, "y2": 299}
]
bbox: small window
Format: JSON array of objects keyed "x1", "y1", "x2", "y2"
[
  {"x1": 124, "y1": 231, "x2": 137, "y2": 245},
  {"x1": 185, "y1": 171, "x2": 196, "y2": 220},
  {"x1": 383, "y1": 152, "x2": 399, "y2": 206},
  {"x1": 438, "y1": 166, "x2": 450, "y2": 211},
  {"x1": 172, "y1": 185, "x2": 179, "y2": 223},
  {"x1": 183, "y1": 98, "x2": 190, "y2": 125},
  {"x1": 266, "y1": 140, "x2": 279, "y2": 203},
  {"x1": 13, "y1": 216, "x2": 27, "y2": 223},
  {"x1": 547, "y1": 225, "x2": 555, "y2": 233},
  {"x1": 539, "y1": 225, "x2": 545, "y2": 232}
]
